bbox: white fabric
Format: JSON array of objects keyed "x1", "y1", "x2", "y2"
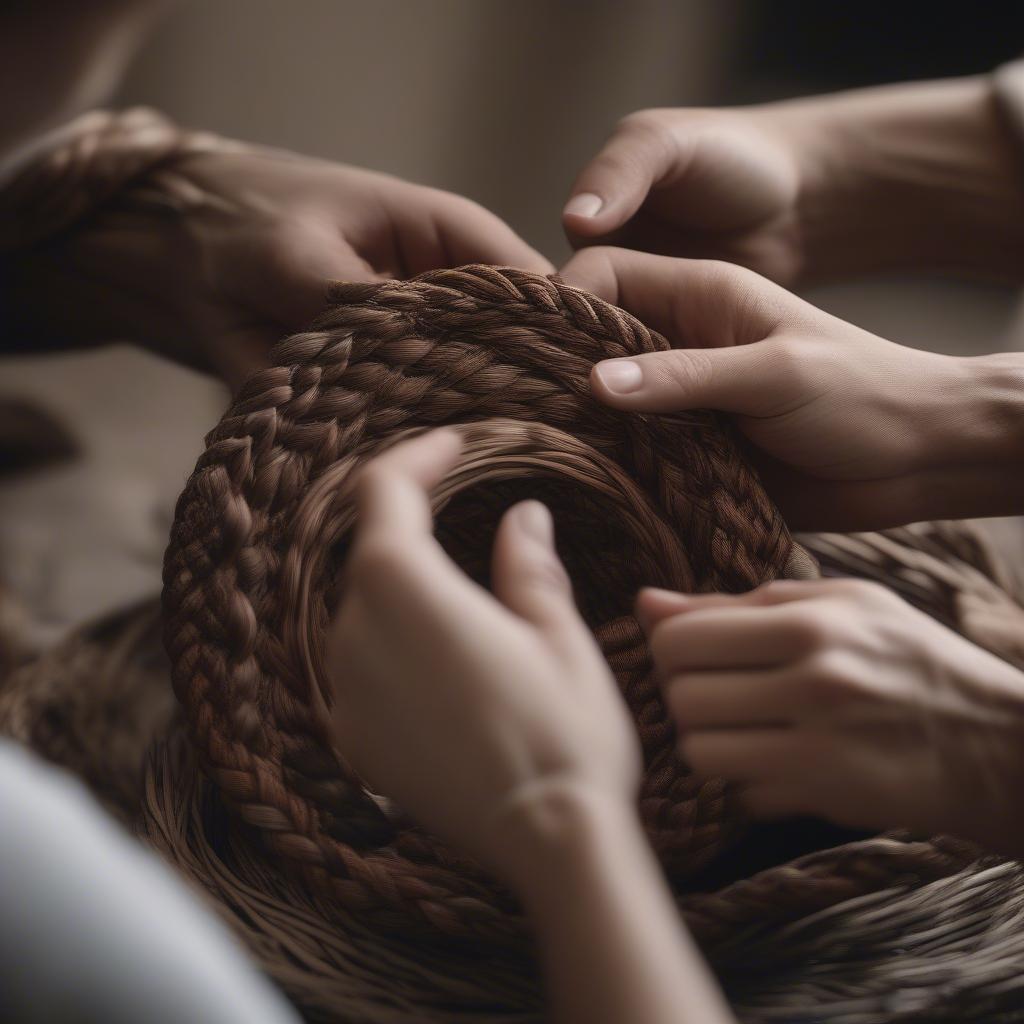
[{"x1": 0, "y1": 739, "x2": 299, "y2": 1024}]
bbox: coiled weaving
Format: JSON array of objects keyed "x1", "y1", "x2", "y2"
[{"x1": 163, "y1": 263, "x2": 823, "y2": 940}]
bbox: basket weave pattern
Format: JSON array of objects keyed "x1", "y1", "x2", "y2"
[{"x1": 162, "y1": 265, "x2": 814, "y2": 938}]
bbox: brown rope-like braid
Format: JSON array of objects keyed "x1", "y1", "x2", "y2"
[
  {"x1": 0, "y1": 107, "x2": 232, "y2": 254},
  {"x1": 164, "y1": 263, "x2": 821, "y2": 941}
]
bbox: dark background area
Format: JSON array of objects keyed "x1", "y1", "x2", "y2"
[{"x1": 736, "y1": 2, "x2": 1024, "y2": 99}]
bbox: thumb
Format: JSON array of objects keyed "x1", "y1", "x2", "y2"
[
  {"x1": 563, "y1": 117, "x2": 676, "y2": 240},
  {"x1": 590, "y1": 342, "x2": 785, "y2": 417},
  {"x1": 491, "y1": 501, "x2": 598, "y2": 668}
]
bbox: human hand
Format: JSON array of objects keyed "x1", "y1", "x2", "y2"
[
  {"x1": 563, "y1": 77, "x2": 1024, "y2": 285},
  {"x1": 6, "y1": 142, "x2": 552, "y2": 388},
  {"x1": 563, "y1": 103, "x2": 810, "y2": 284},
  {"x1": 637, "y1": 579, "x2": 1024, "y2": 857},
  {"x1": 325, "y1": 429, "x2": 641, "y2": 891},
  {"x1": 561, "y1": 247, "x2": 1024, "y2": 531}
]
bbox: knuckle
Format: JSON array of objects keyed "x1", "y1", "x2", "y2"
[
  {"x1": 802, "y1": 649, "x2": 869, "y2": 708},
  {"x1": 658, "y1": 348, "x2": 715, "y2": 395}
]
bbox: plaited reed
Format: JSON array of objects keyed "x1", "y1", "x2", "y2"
[
  {"x1": 152, "y1": 518, "x2": 1024, "y2": 1020},
  {"x1": 0, "y1": 108, "x2": 226, "y2": 254},
  {"x1": 5, "y1": 516, "x2": 1024, "y2": 1018},
  {"x1": 161, "y1": 263, "x2": 828, "y2": 943}
]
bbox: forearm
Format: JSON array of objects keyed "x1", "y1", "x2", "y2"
[
  {"x1": 777, "y1": 75, "x2": 1024, "y2": 282},
  {"x1": 503, "y1": 785, "x2": 734, "y2": 1024}
]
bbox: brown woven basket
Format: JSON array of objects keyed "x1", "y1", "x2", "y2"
[
  {"x1": 162, "y1": 264, "x2": 825, "y2": 940},
  {"x1": 153, "y1": 264, "x2": 1024, "y2": 1020}
]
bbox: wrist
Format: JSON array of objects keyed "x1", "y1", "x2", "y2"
[
  {"x1": 957, "y1": 351, "x2": 1024, "y2": 464},
  {"x1": 776, "y1": 76, "x2": 1024, "y2": 282},
  {"x1": 486, "y1": 779, "x2": 642, "y2": 904},
  {"x1": 910, "y1": 351, "x2": 1024, "y2": 519}
]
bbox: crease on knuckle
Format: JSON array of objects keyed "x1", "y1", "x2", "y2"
[{"x1": 658, "y1": 348, "x2": 715, "y2": 396}]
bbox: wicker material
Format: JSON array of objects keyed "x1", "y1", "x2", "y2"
[
  {"x1": 0, "y1": 108, "x2": 227, "y2": 254},
  {"x1": 162, "y1": 264, "x2": 822, "y2": 942},
  {"x1": 7, "y1": 265, "x2": 1024, "y2": 1019},
  {"x1": 150, "y1": 517, "x2": 1024, "y2": 1022}
]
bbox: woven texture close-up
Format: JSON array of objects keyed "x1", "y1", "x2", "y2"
[{"x1": 161, "y1": 264, "x2": 822, "y2": 941}]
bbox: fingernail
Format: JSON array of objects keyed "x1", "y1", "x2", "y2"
[
  {"x1": 516, "y1": 500, "x2": 553, "y2": 543},
  {"x1": 593, "y1": 359, "x2": 643, "y2": 394},
  {"x1": 563, "y1": 192, "x2": 603, "y2": 219}
]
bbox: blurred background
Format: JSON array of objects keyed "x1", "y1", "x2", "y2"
[{"x1": 3, "y1": 0, "x2": 1024, "y2": 647}]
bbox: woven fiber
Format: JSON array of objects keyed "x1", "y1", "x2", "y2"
[
  {"x1": 162, "y1": 264, "x2": 822, "y2": 942},
  {"x1": 5, "y1": 516, "x2": 1024, "y2": 1021}
]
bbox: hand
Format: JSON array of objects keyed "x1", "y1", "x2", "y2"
[
  {"x1": 563, "y1": 77, "x2": 1024, "y2": 285},
  {"x1": 637, "y1": 579, "x2": 1024, "y2": 857},
  {"x1": 325, "y1": 429, "x2": 641, "y2": 891},
  {"x1": 563, "y1": 103, "x2": 809, "y2": 284},
  {"x1": 561, "y1": 247, "x2": 1024, "y2": 531},
  {"x1": 6, "y1": 145, "x2": 552, "y2": 388}
]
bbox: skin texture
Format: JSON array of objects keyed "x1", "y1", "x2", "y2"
[
  {"x1": 563, "y1": 76, "x2": 1024, "y2": 285},
  {"x1": 636, "y1": 580, "x2": 1024, "y2": 859},
  {"x1": 5, "y1": 148, "x2": 552, "y2": 388},
  {"x1": 327, "y1": 430, "x2": 734, "y2": 1024},
  {"x1": 561, "y1": 247, "x2": 1024, "y2": 531}
]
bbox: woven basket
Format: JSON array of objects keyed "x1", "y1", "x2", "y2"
[
  {"x1": 162, "y1": 264, "x2": 824, "y2": 938},
  {"x1": 150, "y1": 265, "x2": 1024, "y2": 1019},
  {"x1": 6, "y1": 514, "x2": 1024, "y2": 1023}
]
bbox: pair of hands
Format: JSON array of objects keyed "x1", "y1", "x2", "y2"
[
  {"x1": 330, "y1": 429, "x2": 1024, "y2": 897},
  {"x1": 329, "y1": 78, "x2": 1024, "y2": 883}
]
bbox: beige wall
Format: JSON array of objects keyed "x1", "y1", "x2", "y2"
[{"x1": 116, "y1": 0, "x2": 740, "y2": 260}]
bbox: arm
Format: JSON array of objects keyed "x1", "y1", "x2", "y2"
[
  {"x1": 564, "y1": 73, "x2": 1024, "y2": 285},
  {"x1": 505, "y1": 785, "x2": 732, "y2": 1024},
  {"x1": 327, "y1": 430, "x2": 736, "y2": 1024}
]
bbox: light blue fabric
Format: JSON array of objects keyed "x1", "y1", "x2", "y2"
[{"x1": 0, "y1": 739, "x2": 300, "y2": 1024}]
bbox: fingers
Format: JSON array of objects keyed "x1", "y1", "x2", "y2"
[
  {"x1": 564, "y1": 249, "x2": 804, "y2": 417},
  {"x1": 648, "y1": 604, "x2": 824, "y2": 671},
  {"x1": 490, "y1": 500, "x2": 602, "y2": 670},
  {"x1": 429, "y1": 196, "x2": 554, "y2": 274},
  {"x1": 562, "y1": 246, "x2": 797, "y2": 347},
  {"x1": 663, "y1": 669, "x2": 802, "y2": 729},
  {"x1": 635, "y1": 581, "x2": 826, "y2": 631},
  {"x1": 591, "y1": 339, "x2": 803, "y2": 416},
  {"x1": 245, "y1": 220, "x2": 383, "y2": 329},
  {"x1": 354, "y1": 429, "x2": 463, "y2": 545},
  {"x1": 563, "y1": 115, "x2": 678, "y2": 241},
  {"x1": 680, "y1": 729, "x2": 809, "y2": 782}
]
